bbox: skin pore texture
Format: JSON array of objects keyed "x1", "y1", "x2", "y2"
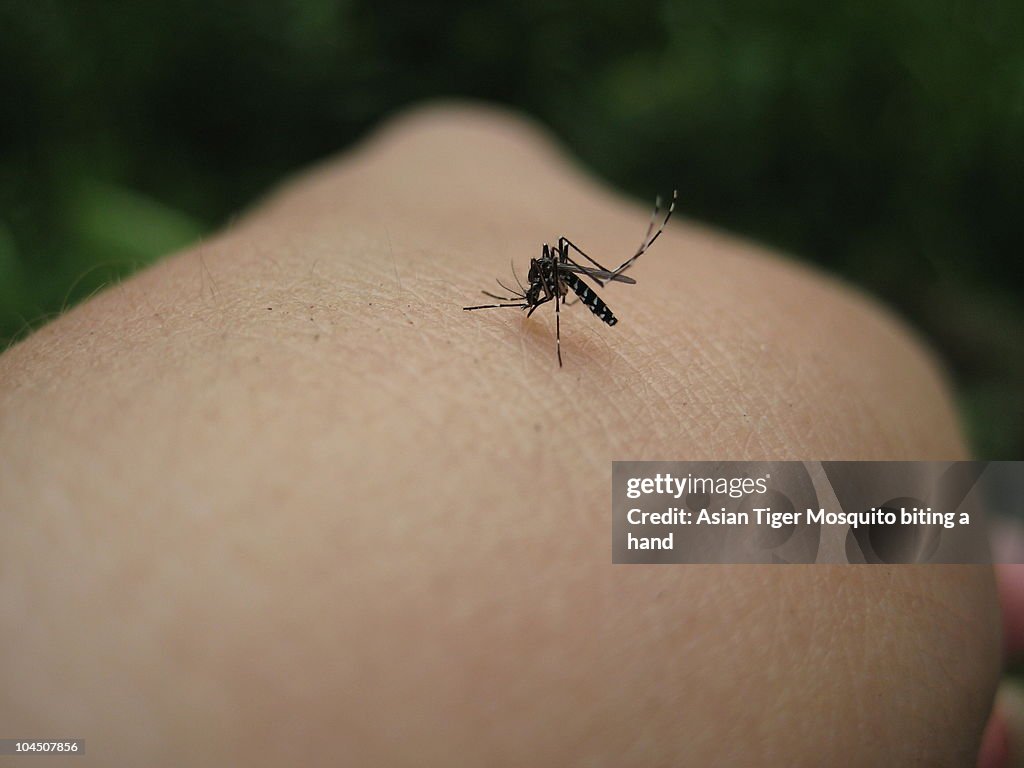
[{"x1": 0, "y1": 103, "x2": 1000, "y2": 766}]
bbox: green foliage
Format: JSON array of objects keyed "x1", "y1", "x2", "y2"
[{"x1": 1, "y1": 0, "x2": 1021, "y2": 453}]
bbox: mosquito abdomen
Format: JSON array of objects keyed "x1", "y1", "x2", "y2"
[{"x1": 563, "y1": 273, "x2": 618, "y2": 326}]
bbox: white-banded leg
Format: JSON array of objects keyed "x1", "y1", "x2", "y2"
[
  {"x1": 463, "y1": 302, "x2": 527, "y2": 311},
  {"x1": 535, "y1": 265, "x2": 563, "y2": 367},
  {"x1": 555, "y1": 282, "x2": 562, "y2": 367},
  {"x1": 607, "y1": 189, "x2": 677, "y2": 281},
  {"x1": 559, "y1": 237, "x2": 611, "y2": 287}
]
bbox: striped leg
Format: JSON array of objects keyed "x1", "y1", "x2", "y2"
[
  {"x1": 555, "y1": 283, "x2": 562, "y2": 367},
  {"x1": 607, "y1": 189, "x2": 677, "y2": 281}
]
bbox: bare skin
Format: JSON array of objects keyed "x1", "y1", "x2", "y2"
[{"x1": 0, "y1": 103, "x2": 999, "y2": 766}]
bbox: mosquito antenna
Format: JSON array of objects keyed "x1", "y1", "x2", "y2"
[
  {"x1": 511, "y1": 259, "x2": 526, "y2": 295},
  {"x1": 495, "y1": 277, "x2": 524, "y2": 298},
  {"x1": 481, "y1": 289, "x2": 520, "y2": 301}
]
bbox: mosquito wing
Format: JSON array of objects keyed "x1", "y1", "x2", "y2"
[{"x1": 558, "y1": 264, "x2": 637, "y2": 284}]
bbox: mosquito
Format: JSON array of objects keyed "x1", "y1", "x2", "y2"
[{"x1": 463, "y1": 190, "x2": 676, "y2": 367}]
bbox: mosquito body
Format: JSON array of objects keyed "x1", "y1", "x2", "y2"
[{"x1": 463, "y1": 190, "x2": 676, "y2": 367}]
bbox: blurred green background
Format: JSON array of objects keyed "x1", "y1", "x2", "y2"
[{"x1": 1, "y1": 0, "x2": 1021, "y2": 455}]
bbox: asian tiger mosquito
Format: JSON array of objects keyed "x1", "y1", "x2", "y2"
[{"x1": 463, "y1": 190, "x2": 676, "y2": 367}]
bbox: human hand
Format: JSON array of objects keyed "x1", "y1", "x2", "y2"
[{"x1": 0, "y1": 103, "x2": 1000, "y2": 766}]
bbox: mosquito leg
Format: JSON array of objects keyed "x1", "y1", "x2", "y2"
[
  {"x1": 559, "y1": 237, "x2": 616, "y2": 276},
  {"x1": 634, "y1": 195, "x2": 661, "y2": 256},
  {"x1": 607, "y1": 189, "x2": 677, "y2": 280},
  {"x1": 558, "y1": 243, "x2": 608, "y2": 288},
  {"x1": 463, "y1": 302, "x2": 527, "y2": 311},
  {"x1": 555, "y1": 284, "x2": 563, "y2": 367}
]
